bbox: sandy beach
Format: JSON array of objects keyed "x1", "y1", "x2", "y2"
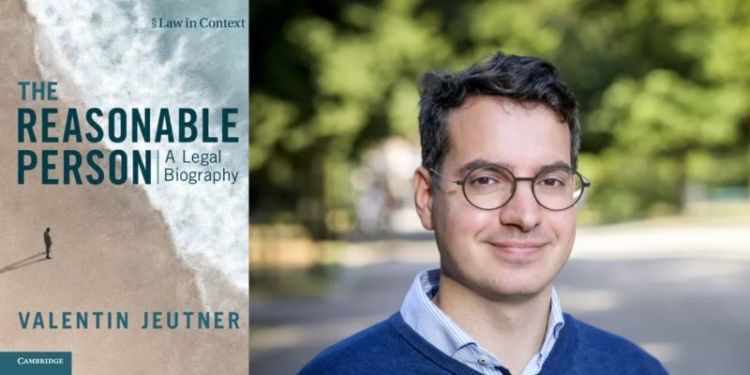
[{"x1": 0, "y1": 1, "x2": 248, "y2": 373}]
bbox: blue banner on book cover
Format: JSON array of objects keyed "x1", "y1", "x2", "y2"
[{"x1": 0, "y1": 352, "x2": 71, "y2": 375}]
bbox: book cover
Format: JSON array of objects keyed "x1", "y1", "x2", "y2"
[{"x1": 0, "y1": 0, "x2": 248, "y2": 374}]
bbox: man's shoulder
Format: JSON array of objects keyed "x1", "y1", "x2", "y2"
[
  {"x1": 299, "y1": 314, "x2": 408, "y2": 374},
  {"x1": 562, "y1": 314, "x2": 668, "y2": 374},
  {"x1": 567, "y1": 314, "x2": 653, "y2": 355}
]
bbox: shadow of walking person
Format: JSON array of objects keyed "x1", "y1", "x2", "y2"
[{"x1": 0, "y1": 252, "x2": 46, "y2": 275}]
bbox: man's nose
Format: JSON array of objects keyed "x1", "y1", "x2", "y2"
[{"x1": 498, "y1": 181, "x2": 542, "y2": 232}]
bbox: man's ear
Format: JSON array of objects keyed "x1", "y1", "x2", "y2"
[{"x1": 413, "y1": 166, "x2": 435, "y2": 230}]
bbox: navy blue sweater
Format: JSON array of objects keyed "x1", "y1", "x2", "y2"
[{"x1": 300, "y1": 313, "x2": 668, "y2": 374}]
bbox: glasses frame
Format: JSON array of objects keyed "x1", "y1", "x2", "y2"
[{"x1": 429, "y1": 165, "x2": 591, "y2": 211}]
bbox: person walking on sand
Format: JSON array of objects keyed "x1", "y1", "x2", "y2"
[{"x1": 44, "y1": 227, "x2": 52, "y2": 259}]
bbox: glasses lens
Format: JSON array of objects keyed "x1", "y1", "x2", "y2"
[
  {"x1": 463, "y1": 167, "x2": 514, "y2": 209},
  {"x1": 533, "y1": 167, "x2": 584, "y2": 210}
]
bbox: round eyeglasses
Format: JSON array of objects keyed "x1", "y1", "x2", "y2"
[{"x1": 429, "y1": 165, "x2": 591, "y2": 211}]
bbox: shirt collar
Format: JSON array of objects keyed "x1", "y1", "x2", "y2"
[
  {"x1": 400, "y1": 269, "x2": 565, "y2": 369},
  {"x1": 400, "y1": 269, "x2": 476, "y2": 356}
]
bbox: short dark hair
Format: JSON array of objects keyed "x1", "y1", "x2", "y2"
[{"x1": 418, "y1": 51, "x2": 580, "y2": 172}]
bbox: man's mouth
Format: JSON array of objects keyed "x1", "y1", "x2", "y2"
[{"x1": 486, "y1": 241, "x2": 547, "y2": 260}]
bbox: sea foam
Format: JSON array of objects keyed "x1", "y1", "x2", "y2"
[{"x1": 23, "y1": 0, "x2": 249, "y2": 298}]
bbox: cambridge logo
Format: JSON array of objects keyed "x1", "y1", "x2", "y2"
[{"x1": 0, "y1": 352, "x2": 71, "y2": 375}]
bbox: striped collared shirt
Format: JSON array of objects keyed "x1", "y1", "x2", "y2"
[{"x1": 400, "y1": 269, "x2": 565, "y2": 375}]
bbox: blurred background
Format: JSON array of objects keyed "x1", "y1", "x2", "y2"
[{"x1": 250, "y1": 0, "x2": 750, "y2": 373}]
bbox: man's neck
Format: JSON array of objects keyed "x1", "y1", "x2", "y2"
[{"x1": 434, "y1": 274, "x2": 552, "y2": 375}]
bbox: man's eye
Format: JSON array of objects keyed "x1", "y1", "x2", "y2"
[
  {"x1": 539, "y1": 178, "x2": 564, "y2": 187},
  {"x1": 471, "y1": 176, "x2": 496, "y2": 185}
]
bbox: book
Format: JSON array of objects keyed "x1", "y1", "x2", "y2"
[{"x1": 0, "y1": 0, "x2": 248, "y2": 374}]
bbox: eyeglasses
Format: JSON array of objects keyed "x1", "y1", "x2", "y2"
[{"x1": 429, "y1": 165, "x2": 591, "y2": 211}]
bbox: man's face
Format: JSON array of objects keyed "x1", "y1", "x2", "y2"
[{"x1": 415, "y1": 96, "x2": 576, "y2": 301}]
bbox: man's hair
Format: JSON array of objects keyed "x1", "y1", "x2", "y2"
[{"x1": 418, "y1": 51, "x2": 580, "y2": 172}]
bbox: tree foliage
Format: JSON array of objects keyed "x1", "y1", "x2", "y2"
[{"x1": 251, "y1": 0, "x2": 750, "y2": 236}]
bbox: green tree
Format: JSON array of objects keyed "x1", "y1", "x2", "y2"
[{"x1": 251, "y1": 0, "x2": 750, "y2": 236}]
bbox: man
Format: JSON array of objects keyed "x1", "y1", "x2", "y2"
[
  {"x1": 44, "y1": 227, "x2": 52, "y2": 259},
  {"x1": 300, "y1": 52, "x2": 668, "y2": 374}
]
